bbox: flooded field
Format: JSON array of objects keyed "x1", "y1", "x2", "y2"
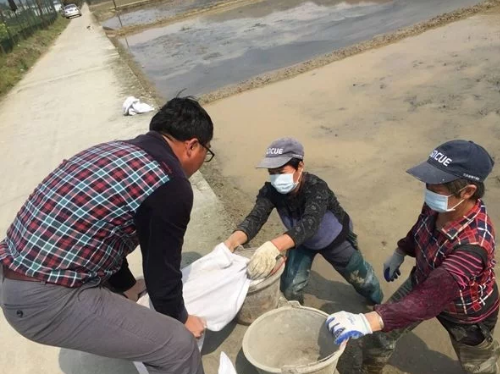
[
  {"x1": 119, "y1": 0, "x2": 483, "y2": 99},
  {"x1": 103, "y1": 0, "x2": 223, "y2": 29}
]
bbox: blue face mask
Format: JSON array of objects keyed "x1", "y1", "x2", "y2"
[
  {"x1": 424, "y1": 188, "x2": 464, "y2": 213},
  {"x1": 270, "y1": 172, "x2": 300, "y2": 194}
]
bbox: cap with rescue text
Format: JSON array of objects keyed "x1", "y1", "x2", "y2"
[
  {"x1": 407, "y1": 140, "x2": 494, "y2": 184},
  {"x1": 256, "y1": 137, "x2": 304, "y2": 169}
]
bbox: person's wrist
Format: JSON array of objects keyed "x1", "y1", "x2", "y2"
[
  {"x1": 395, "y1": 247, "x2": 406, "y2": 257},
  {"x1": 365, "y1": 311, "x2": 383, "y2": 333},
  {"x1": 269, "y1": 240, "x2": 282, "y2": 253},
  {"x1": 224, "y1": 238, "x2": 238, "y2": 251}
]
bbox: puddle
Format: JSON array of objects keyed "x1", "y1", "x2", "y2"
[{"x1": 120, "y1": 0, "x2": 483, "y2": 99}]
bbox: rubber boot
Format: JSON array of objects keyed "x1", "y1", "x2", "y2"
[
  {"x1": 452, "y1": 337, "x2": 500, "y2": 374},
  {"x1": 337, "y1": 250, "x2": 383, "y2": 304}
]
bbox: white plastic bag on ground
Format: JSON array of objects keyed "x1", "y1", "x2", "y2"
[
  {"x1": 219, "y1": 352, "x2": 238, "y2": 374},
  {"x1": 122, "y1": 96, "x2": 155, "y2": 116},
  {"x1": 134, "y1": 244, "x2": 250, "y2": 373},
  {"x1": 136, "y1": 351, "x2": 239, "y2": 374}
]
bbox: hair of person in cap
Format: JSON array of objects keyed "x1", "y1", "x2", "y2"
[{"x1": 282, "y1": 158, "x2": 302, "y2": 170}]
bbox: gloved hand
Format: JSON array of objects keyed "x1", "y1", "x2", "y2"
[
  {"x1": 383, "y1": 248, "x2": 405, "y2": 282},
  {"x1": 247, "y1": 241, "x2": 280, "y2": 280},
  {"x1": 326, "y1": 311, "x2": 373, "y2": 345}
]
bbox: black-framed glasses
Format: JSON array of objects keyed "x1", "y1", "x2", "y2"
[{"x1": 201, "y1": 143, "x2": 215, "y2": 163}]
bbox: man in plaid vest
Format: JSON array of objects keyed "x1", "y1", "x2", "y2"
[
  {"x1": 326, "y1": 140, "x2": 500, "y2": 374},
  {"x1": 0, "y1": 97, "x2": 215, "y2": 374}
]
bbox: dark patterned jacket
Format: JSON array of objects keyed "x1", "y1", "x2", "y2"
[{"x1": 237, "y1": 173, "x2": 350, "y2": 249}]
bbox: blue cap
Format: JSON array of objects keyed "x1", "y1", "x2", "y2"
[{"x1": 407, "y1": 140, "x2": 494, "y2": 184}]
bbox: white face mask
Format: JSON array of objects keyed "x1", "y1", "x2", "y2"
[
  {"x1": 270, "y1": 171, "x2": 301, "y2": 194},
  {"x1": 424, "y1": 188, "x2": 465, "y2": 213}
]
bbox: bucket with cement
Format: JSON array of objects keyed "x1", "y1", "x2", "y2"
[
  {"x1": 236, "y1": 248, "x2": 286, "y2": 325},
  {"x1": 242, "y1": 302, "x2": 345, "y2": 374}
]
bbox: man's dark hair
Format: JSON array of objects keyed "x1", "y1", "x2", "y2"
[
  {"x1": 444, "y1": 178, "x2": 485, "y2": 200},
  {"x1": 283, "y1": 158, "x2": 303, "y2": 170},
  {"x1": 149, "y1": 96, "x2": 213, "y2": 145}
]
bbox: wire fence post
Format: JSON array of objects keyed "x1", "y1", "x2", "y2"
[
  {"x1": 17, "y1": 0, "x2": 30, "y2": 30},
  {"x1": 0, "y1": 8, "x2": 15, "y2": 51},
  {"x1": 0, "y1": 0, "x2": 62, "y2": 53},
  {"x1": 34, "y1": 0, "x2": 46, "y2": 27},
  {"x1": 27, "y1": 0, "x2": 42, "y2": 30}
]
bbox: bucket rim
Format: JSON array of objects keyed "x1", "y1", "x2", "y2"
[{"x1": 242, "y1": 304, "x2": 346, "y2": 374}]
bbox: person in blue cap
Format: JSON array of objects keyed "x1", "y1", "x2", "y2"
[
  {"x1": 326, "y1": 140, "x2": 499, "y2": 374},
  {"x1": 224, "y1": 137, "x2": 383, "y2": 305}
]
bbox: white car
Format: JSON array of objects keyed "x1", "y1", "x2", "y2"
[{"x1": 63, "y1": 4, "x2": 81, "y2": 18}]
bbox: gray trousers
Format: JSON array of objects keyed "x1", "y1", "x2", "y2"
[
  {"x1": 0, "y1": 271, "x2": 204, "y2": 374},
  {"x1": 363, "y1": 277, "x2": 500, "y2": 374}
]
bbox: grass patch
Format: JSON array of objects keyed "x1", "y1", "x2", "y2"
[{"x1": 0, "y1": 16, "x2": 69, "y2": 98}]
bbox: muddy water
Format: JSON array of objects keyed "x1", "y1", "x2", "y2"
[
  {"x1": 103, "y1": 0, "x2": 222, "y2": 29},
  {"x1": 121, "y1": 0, "x2": 482, "y2": 99}
]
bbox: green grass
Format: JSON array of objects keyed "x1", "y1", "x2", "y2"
[{"x1": 0, "y1": 16, "x2": 69, "y2": 98}]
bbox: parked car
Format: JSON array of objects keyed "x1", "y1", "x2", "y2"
[{"x1": 63, "y1": 4, "x2": 81, "y2": 18}]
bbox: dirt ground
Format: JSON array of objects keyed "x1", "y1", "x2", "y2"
[{"x1": 201, "y1": 6, "x2": 500, "y2": 374}]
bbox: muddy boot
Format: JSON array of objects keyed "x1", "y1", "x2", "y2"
[
  {"x1": 360, "y1": 332, "x2": 398, "y2": 374},
  {"x1": 337, "y1": 250, "x2": 383, "y2": 304},
  {"x1": 452, "y1": 336, "x2": 500, "y2": 374},
  {"x1": 360, "y1": 357, "x2": 388, "y2": 374}
]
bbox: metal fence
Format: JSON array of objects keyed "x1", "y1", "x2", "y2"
[{"x1": 0, "y1": 0, "x2": 60, "y2": 54}]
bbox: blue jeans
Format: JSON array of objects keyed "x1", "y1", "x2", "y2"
[{"x1": 280, "y1": 237, "x2": 383, "y2": 304}]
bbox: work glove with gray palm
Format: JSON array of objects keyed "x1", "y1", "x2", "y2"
[
  {"x1": 247, "y1": 241, "x2": 281, "y2": 280},
  {"x1": 383, "y1": 248, "x2": 406, "y2": 282}
]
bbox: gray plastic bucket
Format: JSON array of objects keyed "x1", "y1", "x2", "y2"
[
  {"x1": 242, "y1": 302, "x2": 345, "y2": 374},
  {"x1": 236, "y1": 248, "x2": 286, "y2": 325}
]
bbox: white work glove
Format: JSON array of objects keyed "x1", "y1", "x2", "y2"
[
  {"x1": 247, "y1": 241, "x2": 280, "y2": 280},
  {"x1": 383, "y1": 248, "x2": 406, "y2": 282},
  {"x1": 326, "y1": 311, "x2": 373, "y2": 345}
]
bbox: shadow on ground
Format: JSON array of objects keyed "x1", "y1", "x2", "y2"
[{"x1": 306, "y1": 269, "x2": 462, "y2": 374}]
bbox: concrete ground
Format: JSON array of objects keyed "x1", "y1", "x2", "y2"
[{"x1": 0, "y1": 5, "x2": 233, "y2": 374}]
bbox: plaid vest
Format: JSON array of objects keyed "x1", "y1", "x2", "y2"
[{"x1": 413, "y1": 200, "x2": 497, "y2": 322}]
